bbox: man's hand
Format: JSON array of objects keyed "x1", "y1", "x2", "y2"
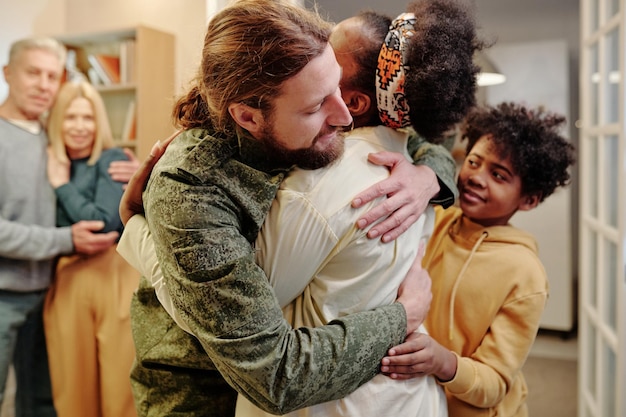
[
  {"x1": 71, "y1": 221, "x2": 119, "y2": 255},
  {"x1": 108, "y1": 148, "x2": 141, "y2": 188},
  {"x1": 395, "y1": 242, "x2": 431, "y2": 335},
  {"x1": 119, "y1": 132, "x2": 179, "y2": 225},
  {"x1": 352, "y1": 151, "x2": 440, "y2": 243},
  {"x1": 381, "y1": 331, "x2": 458, "y2": 382}
]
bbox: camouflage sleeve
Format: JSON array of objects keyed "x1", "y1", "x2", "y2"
[
  {"x1": 407, "y1": 132, "x2": 459, "y2": 208},
  {"x1": 145, "y1": 165, "x2": 408, "y2": 414}
]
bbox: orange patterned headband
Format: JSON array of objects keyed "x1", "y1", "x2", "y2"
[{"x1": 376, "y1": 12, "x2": 416, "y2": 129}]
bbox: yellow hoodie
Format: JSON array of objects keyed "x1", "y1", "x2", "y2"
[{"x1": 424, "y1": 206, "x2": 548, "y2": 417}]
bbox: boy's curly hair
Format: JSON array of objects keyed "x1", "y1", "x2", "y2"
[{"x1": 462, "y1": 102, "x2": 576, "y2": 202}]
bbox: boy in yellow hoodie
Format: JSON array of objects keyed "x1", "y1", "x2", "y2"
[{"x1": 379, "y1": 101, "x2": 576, "y2": 417}]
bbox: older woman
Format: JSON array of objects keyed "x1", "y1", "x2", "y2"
[{"x1": 43, "y1": 80, "x2": 138, "y2": 417}]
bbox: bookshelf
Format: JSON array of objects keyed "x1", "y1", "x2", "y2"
[{"x1": 55, "y1": 26, "x2": 175, "y2": 160}]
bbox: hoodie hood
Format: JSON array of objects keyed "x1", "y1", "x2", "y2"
[{"x1": 449, "y1": 212, "x2": 538, "y2": 253}]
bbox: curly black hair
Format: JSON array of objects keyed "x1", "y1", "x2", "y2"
[
  {"x1": 462, "y1": 102, "x2": 576, "y2": 202},
  {"x1": 352, "y1": 0, "x2": 484, "y2": 142},
  {"x1": 403, "y1": 0, "x2": 483, "y2": 142}
]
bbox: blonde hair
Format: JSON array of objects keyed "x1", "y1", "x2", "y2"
[
  {"x1": 8, "y1": 36, "x2": 67, "y2": 68},
  {"x1": 47, "y1": 81, "x2": 114, "y2": 165}
]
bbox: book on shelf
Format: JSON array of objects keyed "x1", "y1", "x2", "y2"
[
  {"x1": 64, "y1": 50, "x2": 86, "y2": 83},
  {"x1": 121, "y1": 100, "x2": 137, "y2": 141},
  {"x1": 87, "y1": 54, "x2": 120, "y2": 85},
  {"x1": 87, "y1": 68, "x2": 102, "y2": 85},
  {"x1": 119, "y1": 40, "x2": 136, "y2": 84}
]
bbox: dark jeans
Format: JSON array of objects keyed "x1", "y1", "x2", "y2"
[{"x1": 0, "y1": 290, "x2": 56, "y2": 417}]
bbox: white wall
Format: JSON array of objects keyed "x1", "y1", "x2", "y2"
[
  {"x1": 206, "y1": 0, "x2": 229, "y2": 22},
  {"x1": 0, "y1": 0, "x2": 206, "y2": 101},
  {"x1": 0, "y1": 0, "x2": 66, "y2": 100},
  {"x1": 487, "y1": 40, "x2": 575, "y2": 331},
  {"x1": 63, "y1": 0, "x2": 206, "y2": 94}
]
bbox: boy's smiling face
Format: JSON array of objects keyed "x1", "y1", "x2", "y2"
[{"x1": 457, "y1": 135, "x2": 538, "y2": 227}]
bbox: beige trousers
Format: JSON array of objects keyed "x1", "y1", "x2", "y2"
[{"x1": 44, "y1": 245, "x2": 140, "y2": 417}]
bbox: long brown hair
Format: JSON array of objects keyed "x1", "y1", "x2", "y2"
[{"x1": 173, "y1": 0, "x2": 332, "y2": 135}]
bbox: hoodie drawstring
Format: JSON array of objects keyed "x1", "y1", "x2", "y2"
[{"x1": 448, "y1": 231, "x2": 488, "y2": 341}]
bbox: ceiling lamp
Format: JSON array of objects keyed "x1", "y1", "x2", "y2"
[{"x1": 475, "y1": 51, "x2": 506, "y2": 87}]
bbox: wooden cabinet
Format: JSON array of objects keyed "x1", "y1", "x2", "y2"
[{"x1": 55, "y1": 26, "x2": 176, "y2": 160}]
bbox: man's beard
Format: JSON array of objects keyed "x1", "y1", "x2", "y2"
[{"x1": 259, "y1": 124, "x2": 345, "y2": 170}]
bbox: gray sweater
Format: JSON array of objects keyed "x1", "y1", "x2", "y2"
[{"x1": 0, "y1": 118, "x2": 73, "y2": 292}]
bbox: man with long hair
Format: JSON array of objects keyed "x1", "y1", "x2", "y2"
[{"x1": 125, "y1": 1, "x2": 433, "y2": 416}]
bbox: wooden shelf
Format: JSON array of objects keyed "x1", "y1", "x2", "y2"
[{"x1": 55, "y1": 26, "x2": 176, "y2": 160}]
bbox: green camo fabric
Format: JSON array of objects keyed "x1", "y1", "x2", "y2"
[{"x1": 130, "y1": 128, "x2": 407, "y2": 416}]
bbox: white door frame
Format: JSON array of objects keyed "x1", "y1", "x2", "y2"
[{"x1": 578, "y1": 0, "x2": 625, "y2": 416}]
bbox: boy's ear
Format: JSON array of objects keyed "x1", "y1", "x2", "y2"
[
  {"x1": 228, "y1": 102, "x2": 264, "y2": 135},
  {"x1": 518, "y1": 193, "x2": 540, "y2": 212}
]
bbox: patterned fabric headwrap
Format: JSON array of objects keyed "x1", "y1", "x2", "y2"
[{"x1": 376, "y1": 12, "x2": 416, "y2": 129}]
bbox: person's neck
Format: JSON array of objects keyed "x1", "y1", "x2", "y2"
[
  {"x1": 0, "y1": 101, "x2": 41, "y2": 122},
  {"x1": 67, "y1": 149, "x2": 91, "y2": 160}
]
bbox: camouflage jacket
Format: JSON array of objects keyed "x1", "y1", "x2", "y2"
[
  {"x1": 407, "y1": 129, "x2": 459, "y2": 208},
  {"x1": 134, "y1": 128, "x2": 409, "y2": 415}
]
